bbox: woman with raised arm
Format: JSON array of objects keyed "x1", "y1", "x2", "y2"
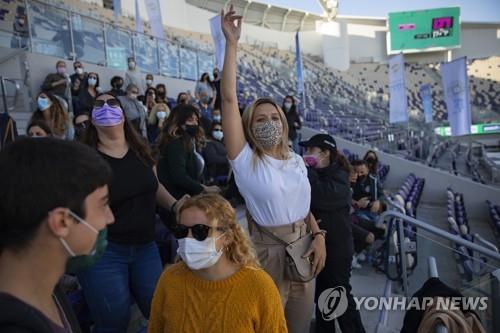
[{"x1": 220, "y1": 6, "x2": 326, "y2": 333}]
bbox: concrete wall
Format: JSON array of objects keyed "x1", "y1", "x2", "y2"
[{"x1": 302, "y1": 127, "x2": 500, "y2": 220}]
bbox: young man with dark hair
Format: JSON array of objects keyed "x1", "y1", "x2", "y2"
[{"x1": 0, "y1": 138, "x2": 114, "y2": 332}]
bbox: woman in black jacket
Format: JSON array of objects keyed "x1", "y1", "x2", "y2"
[
  {"x1": 282, "y1": 95, "x2": 301, "y2": 153},
  {"x1": 300, "y1": 134, "x2": 365, "y2": 333},
  {"x1": 203, "y1": 122, "x2": 229, "y2": 185},
  {"x1": 156, "y1": 105, "x2": 220, "y2": 199}
]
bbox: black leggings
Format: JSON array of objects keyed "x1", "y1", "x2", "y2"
[{"x1": 315, "y1": 255, "x2": 366, "y2": 333}]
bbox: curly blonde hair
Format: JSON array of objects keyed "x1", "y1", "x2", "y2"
[{"x1": 177, "y1": 193, "x2": 259, "y2": 268}]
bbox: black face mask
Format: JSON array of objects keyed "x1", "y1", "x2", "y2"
[
  {"x1": 157, "y1": 90, "x2": 166, "y2": 97},
  {"x1": 185, "y1": 124, "x2": 198, "y2": 137},
  {"x1": 74, "y1": 121, "x2": 89, "y2": 140},
  {"x1": 114, "y1": 82, "x2": 123, "y2": 90}
]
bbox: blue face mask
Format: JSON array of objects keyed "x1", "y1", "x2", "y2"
[
  {"x1": 37, "y1": 97, "x2": 50, "y2": 111},
  {"x1": 213, "y1": 115, "x2": 221, "y2": 123}
]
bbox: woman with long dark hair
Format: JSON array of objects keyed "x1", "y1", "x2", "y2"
[
  {"x1": 75, "y1": 71, "x2": 100, "y2": 117},
  {"x1": 79, "y1": 93, "x2": 180, "y2": 332},
  {"x1": 301, "y1": 134, "x2": 365, "y2": 333},
  {"x1": 156, "y1": 104, "x2": 220, "y2": 200},
  {"x1": 282, "y1": 95, "x2": 301, "y2": 153},
  {"x1": 30, "y1": 91, "x2": 72, "y2": 139},
  {"x1": 363, "y1": 150, "x2": 379, "y2": 176}
]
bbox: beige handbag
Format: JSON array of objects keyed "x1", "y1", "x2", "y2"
[{"x1": 254, "y1": 223, "x2": 315, "y2": 282}]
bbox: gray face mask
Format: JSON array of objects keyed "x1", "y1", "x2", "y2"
[{"x1": 253, "y1": 120, "x2": 283, "y2": 149}]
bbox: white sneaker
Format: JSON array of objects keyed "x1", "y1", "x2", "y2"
[
  {"x1": 357, "y1": 252, "x2": 367, "y2": 262},
  {"x1": 352, "y1": 256, "x2": 362, "y2": 269}
]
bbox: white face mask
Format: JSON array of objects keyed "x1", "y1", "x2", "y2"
[
  {"x1": 75, "y1": 68, "x2": 83, "y2": 75},
  {"x1": 156, "y1": 111, "x2": 167, "y2": 120},
  {"x1": 284, "y1": 102, "x2": 292, "y2": 110},
  {"x1": 177, "y1": 233, "x2": 225, "y2": 270},
  {"x1": 146, "y1": 79, "x2": 153, "y2": 85}
]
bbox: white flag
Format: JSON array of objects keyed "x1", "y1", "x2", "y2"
[
  {"x1": 135, "y1": 0, "x2": 143, "y2": 34},
  {"x1": 441, "y1": 57, "x2": 472, "y2": 136},
  {"x1": 145, "y1": 0, "x2": 165, "y2": 40},
  {"x1": 210, "y1": 15, "x2": 226, "y2": 71},
  {"x1": 389, "y1": 53, "x2": 408, "y2": 124}
]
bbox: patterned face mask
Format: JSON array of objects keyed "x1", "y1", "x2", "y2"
[{"x1": 253, "y1": 120, "x2": 283, "y2": 149}]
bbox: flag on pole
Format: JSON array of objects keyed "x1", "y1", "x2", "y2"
[
  {"x1": 389, "y1": 53, "x2": 408, "y2": 123},
  {"x1": 112, "y1": 0, "x2": 121, "y2": 19},
  {"x1": 420, "y1": 84, "x2": 433, "y2": 123},
  {"x1": 441, "y1": 57, "x2": 472, "y2": 136},
  {"x1": 145, "y1": 0, "x2": 165, "y2": 39},
  {"x1": 295, "y1": 31, "x2": 305, "y2": 94},
  {"x1": 135, "y1": 0, "x2": 143, "y2": 34},
  {"x1": 209, "y1": 15, "x2": 225, "y2": 71}
]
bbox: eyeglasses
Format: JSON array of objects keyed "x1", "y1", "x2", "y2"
[
  {"x1": 173, "y1": 224, "x2": 225, "y2": 241},
  {"x1": 94, "y1": 99, "x2": 120, "y2": 108}
]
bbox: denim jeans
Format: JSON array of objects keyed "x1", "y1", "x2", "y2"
[{"x1": 77, "y1": 241, "x2": 163, "y2": 333}]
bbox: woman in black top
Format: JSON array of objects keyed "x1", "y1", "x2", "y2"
[
  {"x1": 156, "y1": 104, "x2": 220, "y2": 198},
  {"x1": 79, "y1": 93, "x2": 180, "y2": 332},
  {"x1": 282, "y1": 95, "x2": 301, "y2": 153},
  {"x1": 300, "y1": 134, "x2": 365, "y2": 333},
  {"x1": 75, "y1": 72, "x2": 100, "y2": 117},
  {"x1": 203, "y1": 122, "x2": 230, "y2": 185}
]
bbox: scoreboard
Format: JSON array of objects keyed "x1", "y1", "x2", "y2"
[{"x1": 387, "y1": 7, "x2": 461, "y2": 54}]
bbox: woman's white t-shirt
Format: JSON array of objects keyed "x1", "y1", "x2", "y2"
[{"x1": 229, "y1": 143, "x2": 311, "y2": 226}]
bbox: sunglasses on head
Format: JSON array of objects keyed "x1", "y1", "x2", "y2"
[
  {"x1": 173, "y1": 224, "x2": 225, "y2": 241},
  {"x1": 94, "y1": 99, "x2": 120, "y2": 108}
]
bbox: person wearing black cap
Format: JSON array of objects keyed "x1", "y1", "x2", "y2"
[{"x1": 300, "y1": 134, "x2": 366, "y2": 333}]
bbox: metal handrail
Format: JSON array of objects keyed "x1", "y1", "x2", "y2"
[{"x1": 379, "y1": 210, "x2": 500, "y2": 298}]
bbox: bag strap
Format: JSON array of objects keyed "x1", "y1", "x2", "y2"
[
  {"x1": 246, "y1": 211, "x2": 291, "y2": 246},
  {"x1": 252, "y1": 222, "x2": 291, "y2": 247}
]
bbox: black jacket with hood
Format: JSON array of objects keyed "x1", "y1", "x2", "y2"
[{"x1": 308, "y1": 163, "x2": 354, "y2": 259}]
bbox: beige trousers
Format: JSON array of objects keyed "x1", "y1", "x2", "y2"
[{"x1": 248, "y1": 219, "x2": 314, "y2": 333}]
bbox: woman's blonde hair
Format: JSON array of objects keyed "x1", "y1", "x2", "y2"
[
  {"x1": 177, "y1": 193, "x2": 259, "y2": 268},
  {"x1": 241, "y1": 98, "x2": 290, "y2": 165},
  {"x1": 148, "y1": 102, "x2": 170, "y2": 126}
]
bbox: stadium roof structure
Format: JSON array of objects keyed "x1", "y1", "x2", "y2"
[{"x1": 186, "y1": 0, "x2": 325, "y2": 31}]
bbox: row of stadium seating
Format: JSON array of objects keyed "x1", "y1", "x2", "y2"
[
  {"x1": 446, "y1": 188, "x2": 490, "y2": 281},
  {"x1": 486, "y1": 200, "x2": 500, "y2": 237}
]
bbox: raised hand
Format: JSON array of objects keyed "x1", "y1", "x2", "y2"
[{"x1": 220, "y1": 4, "x2": 242, "y2": 45}]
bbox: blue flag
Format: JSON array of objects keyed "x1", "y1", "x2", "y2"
[
  {"x1": 389, "y1": 53, "x2": 408, "y2": 123},
  {"x1": 135, "y1": 0, "x2": 143, "y2": 34},
  {"x1": 420, "y1": 84, "x2": 433, "y2": 123},
  {"x1": 113, "y1": 0, "x2": 121, "y2": 19},
  {"x1": 441, "y1": 57, "x2": 472, "y2": 136},
  {"x1": 295, "y1": 31, "x2": 304, "y2": 94}
]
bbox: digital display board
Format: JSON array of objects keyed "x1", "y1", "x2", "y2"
[
  {"x1": 434, "y1": 123, "x2": 500, "y2": 136},
  {"x1": 387, "y1": 7, "x2": 461, "y2": 54}
]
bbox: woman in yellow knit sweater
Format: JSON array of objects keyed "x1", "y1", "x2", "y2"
[{"x1": 148, "y1": 193, "x2": 287, "y2": 333}]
